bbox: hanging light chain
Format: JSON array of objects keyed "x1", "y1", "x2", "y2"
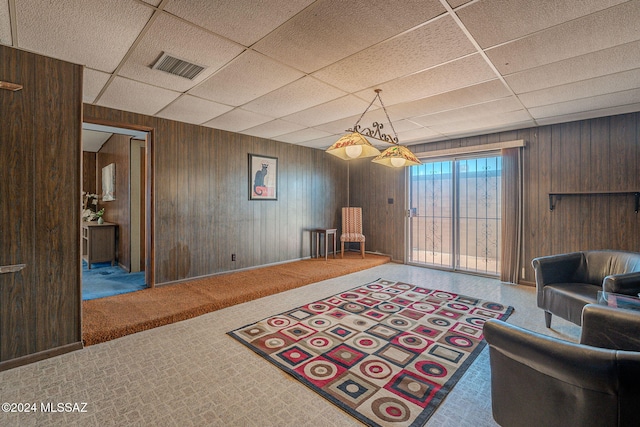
[
  {"x1": 352, "y1": 92, "x2": 379, "y2": 129},
  {"x1": 347, "y1": 89, "x2": 400, "y2": 145},
  {"x1": 376, "y1": 90, "x2": 399, "y2": 144}
]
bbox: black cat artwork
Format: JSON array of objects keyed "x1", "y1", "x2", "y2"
[
  {"x1": 249, "y1": 154, "x2": 277, "y2": 200},
  {"x1": 253, "y1": 163, "x2": 268, "y2": 196}
]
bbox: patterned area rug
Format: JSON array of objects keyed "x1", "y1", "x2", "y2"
[{"x1": 228, "y1": 279, "x2": 514, "y2": 427}]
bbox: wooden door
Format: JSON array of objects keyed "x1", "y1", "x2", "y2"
[
  {"x1": 0, "y1": 54, "x2": 36, "y2": 362},
  {"x1": 0, "y1": 45, "x2": 83, "y2": 370}
]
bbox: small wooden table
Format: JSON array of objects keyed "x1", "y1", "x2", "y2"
[
  {"x1": 82, "y1": 221, "x2": 116, "y2": 269},
  {"x1": 313, "y1": 228, "x2": 337, "y2": 260}
]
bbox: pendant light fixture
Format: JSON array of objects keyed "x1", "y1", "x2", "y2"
[
  {"x1": 372, "y1": 144, "x2": 421, "y2": 167},
  {"x1": 326, "y1": 89, "x2": 420, "y2": 168}
]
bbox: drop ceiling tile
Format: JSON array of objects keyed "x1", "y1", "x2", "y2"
[
  {"x1": 386, "y1": 119, "x2": 422, "y2": 134},
  {"x1": 253, "y1": 0, "x2": 446, "y2": 73},
  {"x1": 519, "y1": 68, "x2": 640, "y2": 108},
  {"x1": 319, "y1": 104, "x2": 403, "y2": 132},
  {"x1": 188, "y1": 50, "x2": 303, "y2": 106},
  {"x1": 457, "y1": 0, "x2": 626, "y2": 48},
  {"x1": 430, "y1": 110, "x2": 533, "y2": 133},
  {"x1": 297, "y1": 135, "x2": 342, "y2": 150},
  {"x1": 83, "y1": 69, "x2": 111, "y2": 103},
  {"x1": 97, "y1": 76, "x2": 181, "y2": 116},
  {"x1": 15, "y1": 0, "x2": 152, "y2": 72},
  {"x1": 242, "y1": 119, "x2": 305, "y2": 139},
  {"x1": 10, "y1": 0, "x2": 640, "y2": 148},
  {"x1": 447, "y1": 0, "x2": 473, "y2": 8},
  {"x1": 441, "y1": 120, "x2": 535, "y2": 140},
  {"x1": 397, "y1": 127, "x2": 441, "y2": 144},
  {"x1": 535, "y1": 103, "x2": 640, "y2": 126},
  {"x1": 282, "y1": 96, "x2": 371, "y2": 127},
  {"x1": 313, "y1": 114, "x2": 368, "y2": 135},
  {"x1": 82, "y1": 130, "x2": 112, "y2": 152},
  {"x1": 0, "y1": 0, "x2": 11, "y2": 45},
  {"x1": 487, "y1": 1, "x2": 640, "y2": 75},
  {"x1": 529, "y1": 88, "x2": 640, "y2": 119},
  {"x1": 118, "y1": 12, "x2": 245, "y2": 93},
  {"x1": 241, "y1": 77, "x2": 346, "y2": 117},
  {"x1": 274, "y1": 128, "x2": 333, "y2": 144},
  {"x1": 202, "y1": 108, "x2": 274, "y2": 132},
  {"x1": 411, "y1": 97, "x2": 524, "y2": 127},
  {"x1": 310, "y1": 106, "x2": 417, "y2": 143},
  {"x1": 164, "y1": 0, "x2": 314, "y2": 46},
  {"x1": 313, "y1": 15, "x2": 475, "y2": 92},
  {"x1": 505, "y1": 40, "x2": 640, "y2": 94},
  {"x1": 386, "y1": 79, "x2": 511, "y2": 118},
  {"x1": 351, "y1": 105, "x2": 391, "y2": 124},
  {"x1": 156, "y1": 95, "x2": 233, "y2": 124},
  {"x1": 355, "y1": 54, "x2": 497, "y2": 106}
]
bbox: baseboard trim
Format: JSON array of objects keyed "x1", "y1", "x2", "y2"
[
  {"x1": 0, "y1": 341, "x2": 83, "y2": 372},
  {"x1": 155, "y1": 251, "x2": 394, "y2": 288},
  {"x1": 155, "y1": 257, "x2": 310, "y2": 287}
]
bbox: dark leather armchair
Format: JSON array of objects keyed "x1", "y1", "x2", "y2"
[
  {"x1": 532, "y1": 250, "x2": 640, "y2": 327},
  {"x1": 484, "y1": 304, "x2": 640, "y2": 427}
]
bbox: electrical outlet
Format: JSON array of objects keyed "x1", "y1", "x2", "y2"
[
  {"x1": 231, "y1": 253, "x2": 236, "y2": 262},
  {"x1": 521, "y1": 267, "x2": 525, "y2": 279}
]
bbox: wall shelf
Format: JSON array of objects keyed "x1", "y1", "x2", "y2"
[{"x1": 548, "y1": 191, "x2": 640, "y2": 213}]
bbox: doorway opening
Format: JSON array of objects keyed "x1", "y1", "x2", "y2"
[
  {"x1": 408, "y1": 154, "x2": 502, "y2": 276},
  {"x1": 81, "y1": 122, "x2": 153, "y2": 299}
]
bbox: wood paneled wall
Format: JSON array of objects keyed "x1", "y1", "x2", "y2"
[
  {"x1": 84, "y1": 105, "x2": 348, "y2": 285},
  {"x1": 0, "y1": 45, "x2": 82, "y2": 370},
  {"x1": 348, "y1": 158, "x2": 406, "y2": 262},
  {"x1": 82, "y1": 151, "x2": 97, "y2": 194},
  {"x1": 521, "y1": 114, "x2": 640, "y2": 282},
  {"x1": 352, "y1": 112, "x2": 640, "y2": 283},
  {"x1": 97, "y1": 134, "x2": 132, "y2": 271}
]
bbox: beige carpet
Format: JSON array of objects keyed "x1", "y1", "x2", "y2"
[{"x1": 82, "y1": 252, "x2": 390, "y2": 346}]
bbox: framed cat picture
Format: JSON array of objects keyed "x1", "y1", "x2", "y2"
[{"x1": 249, "y1": 154, "x2": 278, "y2": 200}]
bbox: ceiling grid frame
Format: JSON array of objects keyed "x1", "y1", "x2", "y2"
[
  {"x1": 438, "y1": 0, "x2": 538, "y2": 127},
  {"x1": 2, "y1": 0, "x2": 638, "y2": 148}
]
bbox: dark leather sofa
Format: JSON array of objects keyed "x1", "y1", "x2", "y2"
[
  {"x1": 484, "y1": 304, "x2": 640, "y2": 427},
  {"x1": 532, "y1": 250, "x2": 640, "y2": 327}
]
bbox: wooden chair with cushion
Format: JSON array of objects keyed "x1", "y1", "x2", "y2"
[{"x1": 341, "y1": 207, "x2": 365, "y2": 259}]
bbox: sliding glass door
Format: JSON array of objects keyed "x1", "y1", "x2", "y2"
[{"x1": 408, "y1": 155, "x2": 502, "y2": 276}]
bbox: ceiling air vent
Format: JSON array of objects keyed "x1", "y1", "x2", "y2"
[{"x1": 151, "y1": 52, "x2": 206, "y2": 80}]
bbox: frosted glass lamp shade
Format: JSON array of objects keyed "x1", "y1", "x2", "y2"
[
  {"x1": 345, "y1": 145, "x2": 362, "y2": 158},
  {"x1": 390, "y1": 157, "x2": 406, "y2": 167}
]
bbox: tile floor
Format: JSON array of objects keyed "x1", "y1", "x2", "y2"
[{"x1": 0, "y1": 263, "x2": 581, "y2": 426}]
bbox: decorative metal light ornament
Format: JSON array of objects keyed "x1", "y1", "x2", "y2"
[{"x1": 326, "y1": 89, "x2": 420, "y2": 168}]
